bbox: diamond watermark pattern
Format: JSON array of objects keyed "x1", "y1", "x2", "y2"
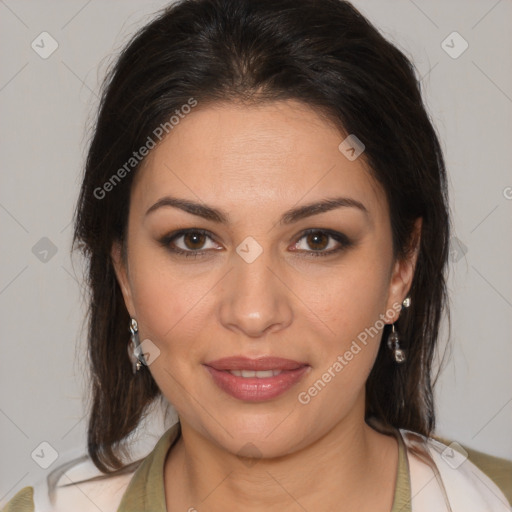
[
  {"x1": 138, "y1": 338, "x2": 161, "y2": 366},
  {"x1": 32, "y1": 237, "x2": 58, "y2": 263},
  {"x1": 31, "y1": 441, "x2": 59, "y2": 469},
  {"x1": 441, "y1": 31, "x2": 468, "y2": 59},
  {"x1": 449, "y1": 236, "x2": 468, "y2": 263},
  {"x1": 31, "y1": 32, "x2": 59, "y2": 59},
  {"x1": 338, "y1": 134, "x2": 365, "y2": 161},
  {"x1": 236, "y1": 442, "x2": 263, "y2": 468},
  {"x1": 441, "y1": 442, "x2": 468, "y2": 469},
  {"x1": 236, "y1": 236, "x2": 263, "y2": 263}
]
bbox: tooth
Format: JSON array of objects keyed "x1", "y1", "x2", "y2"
[
  {"x1": 228, "y1": 370, "x2": 282, "y2": 378},
  {"x1": 252, "y1": 370, "x2": 273, "y2": 378}
]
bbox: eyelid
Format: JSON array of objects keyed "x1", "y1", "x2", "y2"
[
  {"x1": 159, "y1": 227, "x2": 353, "y2": 258},
  {"x1": 290, "y1": 228, "x2": 353, "y2": 258},
  {"x1": 159, "y1": 228, "x2": 221, "y2": 257},
  {"x1": 295, "y1": 228, "x2": 351, "y2": 245}
]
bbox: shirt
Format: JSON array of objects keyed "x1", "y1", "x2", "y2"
[{"x1": 2, "y1": 421, "x2": 511, "y2": 512}]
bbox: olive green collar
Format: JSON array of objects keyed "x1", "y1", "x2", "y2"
[
  {"x1": 117, "y1": 421, "x2": 411, "y2": 512},
  {"x1": 117, "y1": 421, "x2": 182, "y2": 511}
]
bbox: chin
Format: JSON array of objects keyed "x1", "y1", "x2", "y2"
[{"x1": 202, "y1": 411, "x2": 308, "y2": 459}]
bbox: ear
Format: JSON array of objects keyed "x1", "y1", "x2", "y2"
[
  {"x1": 111, "y1": 239, "x2": 136, "y2": 318},
  {"x1": 385, "y1": 218, "x2": 422, "y2": 323}
]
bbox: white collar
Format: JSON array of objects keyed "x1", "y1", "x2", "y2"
[{"x1": 400, "y1": 428, "x2": 511, "y2": 511}]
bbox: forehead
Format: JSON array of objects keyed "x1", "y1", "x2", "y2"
[{"x1": 132, "y1": 100, "x2": 387, "y2": 220}]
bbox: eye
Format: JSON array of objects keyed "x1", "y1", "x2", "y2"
[
  {"x1": 159, "y1": 229, "x2": 220, "y2": 258},
  {"x1": 291, "y1": 229, "x2": 353, "y2": 257},
  {"x1": 159, "y1": 228, "x2": 353, "y2": 259}
]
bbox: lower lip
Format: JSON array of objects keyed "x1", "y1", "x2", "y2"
[{"x1": 203, "y1": 365, "x2": 310, "y2": 402}]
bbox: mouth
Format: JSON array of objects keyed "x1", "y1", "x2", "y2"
[
  {"x1": 204, "y1": 355, "x2": 308, "y2": 372},
  {"x1": 226, "y1": 369, "x2": 285, "y2": 378},
  {"x1": 203, "y1": 356, "x2": 310, "y2": 401}
]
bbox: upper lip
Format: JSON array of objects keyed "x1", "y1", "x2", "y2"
[{"x1": 204, "y1": 356, "x2": 308, "y2": 371}]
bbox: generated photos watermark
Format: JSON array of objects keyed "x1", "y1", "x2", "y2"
[
  {"x1": 93, "y1": 97, "x2": 198, "y2": 200},
  {"x1": 297, "y1": 301, "x2": 402, "y2": 405}
]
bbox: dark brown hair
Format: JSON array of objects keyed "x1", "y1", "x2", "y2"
[{"x1": 72, "y1": 0, "x2": 450, "y2": 475}]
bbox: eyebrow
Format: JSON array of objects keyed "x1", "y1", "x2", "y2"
[{"x1": 145, "y1": 195, "x2": 369, "y2": 225}]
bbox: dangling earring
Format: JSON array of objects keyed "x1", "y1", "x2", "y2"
[
  {"x1": 128, "y1": 318, "x2": 145, "y2": 374},
  {"x1": 387, "y1": 323, "x2": 405, "y2": 363},
  {"x1": 387, "y1": 296, "x2": 410, "y2": 364}
]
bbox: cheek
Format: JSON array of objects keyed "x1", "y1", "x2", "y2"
[
  {"x1": 126, "y1": 252, "x2": 209, "y2": 357},
  {"x1": 299, "y1": 251, "x2": 391, "y2": 400},
  {"x1": 315, "y1": 254, "x2": 391, "y2": 338},
  {"x1": 297, "y1": 267, "x2": 389, "y2": 419},
  {"x1": 128, "y1": 265, "x2": 207, "y2": 404}
]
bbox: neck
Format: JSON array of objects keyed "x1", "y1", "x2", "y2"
[{"x1": 164, "y1": 406, "x2": 398, "y2": 512}]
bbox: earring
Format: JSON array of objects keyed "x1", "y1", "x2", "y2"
[
  {"x1": 387, "y1": 324, "x2": 406, "y2": 363},
  {"x1": 128, "y1": 318, "x2": 145, "y2": 374},
  {"x1": 387, "y1": 296, "x2": 410, "y2": 363}
]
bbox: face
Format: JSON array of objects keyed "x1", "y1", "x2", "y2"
[{"x1": 111, "y1": 99, "x2": 419, "y2": 458}]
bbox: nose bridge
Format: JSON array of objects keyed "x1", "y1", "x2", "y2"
[{"x1": 219, "y1": 243, "x2": 293, "y2": 336}]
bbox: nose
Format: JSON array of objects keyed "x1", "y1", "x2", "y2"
[{"x1": 218, "y1": 249, "x2": 293, "y2": 338}]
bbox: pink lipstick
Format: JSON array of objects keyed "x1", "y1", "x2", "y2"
[{"x1": 203, "y1": 356, "x2": 310, "y2": 402}]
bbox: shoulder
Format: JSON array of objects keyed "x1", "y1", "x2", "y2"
[
  {"x1": 1, "y1": 456, "x2": 137, "y2": 512},
  {"x1": 1, "y1": 486, "x2": 34, "y2": 512},
  {"x1": 433, "y1": 435, "x2": 512, "y2": 507},
  {"x1": 49, "y1": 458, "x2": 136, "y2": 512},
  {"x1": 2, "y1": 410, "x2": 180, "y2": 512},
  {"x1": 401, "y1": 428, "x2": 512, "y2": 511}
]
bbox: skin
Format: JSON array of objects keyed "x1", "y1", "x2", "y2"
[{"x1": 111, "y1": 99, "x2": 421, "y2": 512}]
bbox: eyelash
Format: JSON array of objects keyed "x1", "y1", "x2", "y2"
[{"x1": 159, "y1": 228, "x2": 353, "y2": 259}]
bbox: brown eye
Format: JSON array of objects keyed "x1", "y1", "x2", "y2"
[
  {"x1": 159, "y1": 229, "x2": 219, "y2": 258},
  {"x1": 293, "y1": 229, "x2": 353, "y2": 258},
  {"x1": 160, "y1": 228, "x2": 353, "y2": 260},
  {"x1": 182, "y1": 232, "x2": 207, "y2": 250},
  {"x1": 305, "y1": 231, "x2": 329, "y2": 251}
]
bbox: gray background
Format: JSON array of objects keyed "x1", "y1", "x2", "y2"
[{"x1": 1, "y1": 0, "x2": 511, "y2": 505}]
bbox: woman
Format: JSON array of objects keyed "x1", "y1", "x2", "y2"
[{"x1": 3, "y1": 0, "x2": 511, "y2": 511}]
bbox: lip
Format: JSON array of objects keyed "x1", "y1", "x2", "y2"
[
  {"x1": 204, "y1": 356, "x2": 307, "y2": 371},
  {"x1": 203, "y1": 356, "x2": 310, "y2": 402}
]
